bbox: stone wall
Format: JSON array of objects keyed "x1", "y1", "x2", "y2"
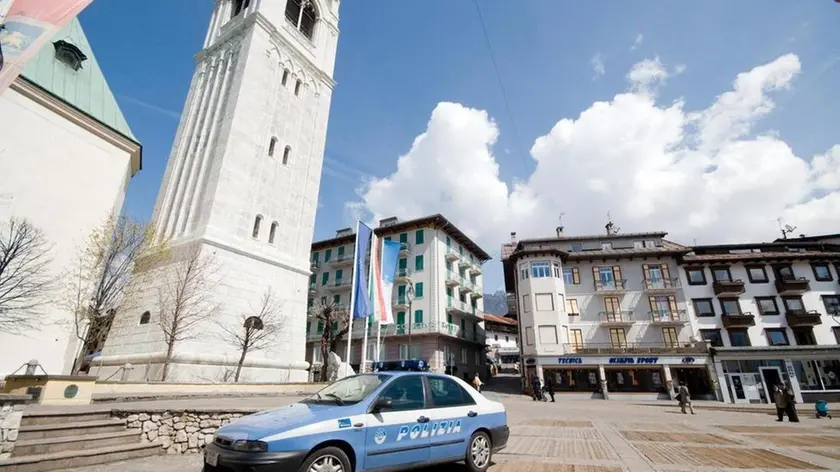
[
  {"x1": 0, "y1": 403, "x2": 24, "y2": 459},
  {"x1": 115, "y1": 411, "x2": 246, "y2": 454}
]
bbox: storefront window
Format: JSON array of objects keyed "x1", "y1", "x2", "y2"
[
  {"x1": 548, "y1": 368, "x2": 600, "y2": 392},
  {"x1": 795, "y1": 360, "x2": 840, "y2": 391},
  {"x1": 605, "y1": 368, "x2": 663, "y2": 393}
]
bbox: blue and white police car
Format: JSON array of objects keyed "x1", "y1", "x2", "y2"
[{"x1": 203, "y1": 361, "x2": 509, "y2": 472}]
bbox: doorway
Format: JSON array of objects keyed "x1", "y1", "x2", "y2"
[
  {"x1": 728, "y1": 373, "x2": 761, "y2": 404},
  {"x1": 759, "y1": 367, "x2": 783, "y2": 404}
]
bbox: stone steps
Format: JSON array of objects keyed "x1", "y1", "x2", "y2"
[
  {"x1": 16, "y1": 420, "x2": 126, "y2": 441},
  {"x1": 12, "y1": 431, "x2": 141, "y2": 456},
  {"x1": 19, "y1": 412, "x2": 111, "y2": 427},
  {"x1": 0, "y1": 442, "x2": 160, "y2": 472}
]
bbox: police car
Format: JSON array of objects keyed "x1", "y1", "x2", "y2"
[{"x1": 203, "y1": 360, "x2": 509, "y2": 472}]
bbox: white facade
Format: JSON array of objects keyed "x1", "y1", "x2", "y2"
[
  {"x1": 0, "y1": 81, "x2": 138, "y2": 376},
  {"x1": 679, "y1": 244, "x2": 840, "y2": 404},
  {"x1": 305, "y1": 215, "x2": 490, "y2": 378},
  {"x1": 97, "y1": 0, "x2": 340, "y2": 382}
]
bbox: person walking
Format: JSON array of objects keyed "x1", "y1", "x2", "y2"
[
  {"x1": 472, "y1": 373, "x2": 483, "y2": 393},
  {"x1": 677, "y1": 381, "x2": 695, "y2": 414},
  {"x1": 544, "y1": 375, "x2": 556, "y2": 402},
  {"x1": 784, "y1": 382, "x2": 799, "y2": 422},
  {"x1": 774, "y1": 383, "x2": 788, "y2": 421},
  {"x1": 531, "y1": 376, "x2": 541, "y2": 401}
]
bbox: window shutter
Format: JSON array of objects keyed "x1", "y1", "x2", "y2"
[
  {"x1": 592, "y1": 267, "x2": 600, "y2": 288},
  {"x1": 572, "y1": 267, "x2": 580, "y2": 284},
  {"x1": 648, "y1": 296, "x2": 657, "y2": 313},
  {"x1": 642, "y1": 264, "x2": 651, "y2": 281},
  {"x1": 612, "y1": 265, "x2": 623, "y2": 283},
  {"x1": 661, "y1": 264, "x2": 671, "y2": 281},
  {"x1": 668, "y1": 296, "x2": 678, "y2": 314}
]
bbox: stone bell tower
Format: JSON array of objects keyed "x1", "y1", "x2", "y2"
[{"x1": 98, "y1": 0, "x2": 340, "y2": 382}]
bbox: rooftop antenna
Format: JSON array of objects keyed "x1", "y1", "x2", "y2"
[
  {"x1": 555, "y1": 212, "x2": 565, "y2": 237},
  {"x1": 777, "y1": 218, "x2": 796, "y2": 240},
  {"x1": 605, "y1": 211, "x2": 620, "y2": 235}
]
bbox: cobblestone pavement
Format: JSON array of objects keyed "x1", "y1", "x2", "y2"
[{"x1": 58, "y1": 389, "x2": 840, "y2": 471}]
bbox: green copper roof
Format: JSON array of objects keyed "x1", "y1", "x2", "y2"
[{"x1": 20, "y1": 17, "x2": 136, "y2": 141}]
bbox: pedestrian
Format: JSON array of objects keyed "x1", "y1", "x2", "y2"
[
  {"x1": 472, "y1": 373, "x2": 483, "y2": 393},
  {"x1": 544, "y1": 375, "x2": 555, "y2": 402},
  {"x1": 774, "y1": 383, "x2": 788, "y2": 422},
  {"x1": 784, "y1": 382, "x2": 799, "y2": 422},
  {"x1": 531, "y1": 376, "x2": 541, "y2": 401},
  {"x1": 677, "y1": 381, "x2": 695, "y2": 415}
]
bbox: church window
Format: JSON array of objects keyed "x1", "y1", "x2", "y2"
[
  {"x1": 232, "y1": 0, "x2": 251, "y2": 18},
  {"x1": 285, "y1": 0, "x2": 318, "y2": 40},
  {"x1": 283, "y1": 146, "x2": 292, "y2": 165},
  {"x1": 139, "y1": 311, "x2": 151, "y2": 325},
  {"x1": 269, "y1": 222, "x2": 279, "y2": 244},
  {"x1": 282, "y1": 69, "x2": 290, "y2": 86},
  {"x1": 268, "y1": 137, "x2": 278, "y2": 157},
  {"x1": 53, "y1": 40, "x2": 87, "y2": 71},
  {"x1": 253, "y1": 215, "x2": 263, "y2": 238},
  {"x1": 294, "y1": 79, "x2": 302, "y2": 96}
]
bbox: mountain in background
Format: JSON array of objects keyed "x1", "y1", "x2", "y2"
[{"x1": 482, "y1": 290, "x2": 507, "y2": 315}]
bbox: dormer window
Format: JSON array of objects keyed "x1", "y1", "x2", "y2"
[{"x1": 53, "y1": 40, "x2": 87, "y2": 71}]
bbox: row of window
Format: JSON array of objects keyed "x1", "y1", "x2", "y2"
[
  {"x1": 267, "y1": 139, "x2": 293, "y2": 163},
  {"x1": 684, "y1": 262, "x2": 837, "y2": 285},
  {"x1": 519, "y1": 261, "x2": 672, "y2": 288},
  {"x1": 231, "y1": 0, "x2": 317, "y2": 41},
  {"x1": 567, "y1": 239, "x2": 658, "y2": 253},
  {"x1": 558, "y1": 327, "x2": 681, "y2": 350},
  {"x1": 692, "y1": 295, "x2": 840, "y2": 317},
  {"x1": 700, "y1": 326, "x2": 840, "y2": 348},
  {"x1": 251, "y1": 215, "x2": 280, "y2": 243},
  {"x1": 520, "y1": 292, "x2": 679, "y2": 318},
  {"x1": 311, "y1": 231, "x2": 427, "y2": 265}
]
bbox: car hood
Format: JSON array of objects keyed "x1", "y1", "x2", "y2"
[{"x1": 215, "y1": 401, "x2": 352, "y2": 441}]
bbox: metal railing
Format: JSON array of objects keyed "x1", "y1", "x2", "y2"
[
  {"x1": 642, "y1": 278, "x2": 681, "y2": 290},
  {"x1": 594, "y1": 279, "x2": 627, "y2": 292},
  {"x1": 649, "y1": 309, "x2": 687, "y2": 323},
  {"x1": 598, "y1": 311, "x2": 634, "y2": 323}
]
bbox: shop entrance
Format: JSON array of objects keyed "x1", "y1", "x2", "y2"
[
  {"x1": 605, "y1": 367, "x2": 664, "y2": 393},
  {"x1": 759, "y1": 367, "x2": 783, "y2": 403},
  {"x1": 671, "y1": 367, "x2": 713, "y2": 397}
]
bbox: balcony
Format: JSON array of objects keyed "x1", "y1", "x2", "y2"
[
  {"x1": 396, "y1": 268, "x2": 412, "y2": 283},
  {"x1": 563, "y1": 342, "x2": 708, "y2": 355},
  {"x1": 649, "y1": 310, "x2": 688, "y2": 325},
  {"x1": 308, "y1": 282, "x2": 316, "y2": 295},
  {"x1": 310, "y1": 260, "x2": 320, "y2": 271},
  {"x1": 460, "y1": 280, "x2": 474, "y2": 294},
  {"x1": 458, "y1": 258, "x2": 471, "y2": 269},
  {"x1": 447, "y1": 299, "x2": 478, "y2": 318},
  {"x1": 470, "y1": 290, "x2": 483, "y2": 299},
  {"x1": 713, "y1": 279, "x2": 746, "y2": 297},
  {"x1": 785, "y1": 309, "x2": 822, "y2": 327},
  {"x1": 328, "y1": 254, "x2": 354, "y2": 267},
  {"x1": 394, "y1": 296, "x2": 409, "y2": 310},
  {"x1": 594, "y1": 279, "x2": 627, "y2": 294},
  {"x1": 721, "y1": 312, "x2": 756, "y2": 328},
  {"x1": 445, "y1": 270, "x2": 461, "y2": 287},
  {"x1": 445, "y1": 248, "x2": 460, "y2": 261},
  {"x1": 469, "y1": 264, "x2": 482, "y2": 276},
  {"x1": 326, "y1": 279, "x2": 352, "y2": 291},
  {"x1": 775, "y1": 277, "x2": 811, "y2": 295},
  {"x1": 598, "y1": 311, "x2": 634, "y2": 326},
  {"x1": 643, "y1": 278, "x2": 681, "y2": 292},
  {"x1": 399, "y1": 242, "x2": 411, "y2": 256}
]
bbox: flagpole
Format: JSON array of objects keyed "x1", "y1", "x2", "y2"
[
  {"x1": 344, "y1": 221, "x2": 360, "y2": 368},
  {"x1": 360, "y1": 233, "x2": 376, "y2": 372}
]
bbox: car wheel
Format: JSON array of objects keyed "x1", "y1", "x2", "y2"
[
  {"x1": 465, "y1": 431, "x2": 492, "y2": 472},
  {"x1": 298, "y1": 446, "x2": 352, "y2": 472}
]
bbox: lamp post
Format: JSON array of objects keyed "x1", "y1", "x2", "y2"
[{"x1": 406, "y1": 281, "x2": 415, "y2": 359}]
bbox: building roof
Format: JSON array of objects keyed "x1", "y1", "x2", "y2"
[
  {"x1": 483, "y1": 313, "x2": 517, "y2": 326},
  {"x1": 682, "y1": 242, "x2": 840, "y2": 264},
  {"x1": 311, "y1": 214, "x2": 492, "y2": 261},
  {"x1": 21, "y1": 18, "x2": 137, "y2": 143},
  {"x1": 773, "y1": 233, "x2": 840, "y2": 243},
  {"x1": 507, "y1": 237, "x2": 690, "y2": 263},
  {"x1": 683, "y1": 250, "x2": 840, "y2": 264},
  {"x1": 521, "y1": 231, "x2": 668, "y2": 244}
]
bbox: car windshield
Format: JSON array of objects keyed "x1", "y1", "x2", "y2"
[{"x1": 305, "y1": 374, "x2": 391, "y2": 405}]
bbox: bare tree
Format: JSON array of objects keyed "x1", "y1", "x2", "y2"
[
  {"x1": 0, "y1": 217, "x2": 54, "y2": 334},
  {"x1": 218, "y1": 288, "x2": 285, "y2": 382},
  {"x1": 63, "y1": 215, "x2": 167, "y2": 374},
  {"x1": 310, "y1": 299, "x2": 350, "y2": 382},
  {"x1": 157, "y1": 246, "x2": 220, "y2": 381}
]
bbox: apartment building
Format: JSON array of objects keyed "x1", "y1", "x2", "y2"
[
  {"x1": 680, "y1": 241, "x2": 840, "y2": 404},
  {"x1": 484, "y1": 314, "x2": 520, "y2": 372},
  {"x1": 503, "y1": 225, "x2": 715, "y2": 401},
  {"x1": 305, "y1": 214, "x2": 491, "y2": 381}
]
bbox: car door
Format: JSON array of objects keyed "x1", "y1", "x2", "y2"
[
  {"x1": 424, "y1": 375, "x2": 478, "y2": 463},
  {"x1": 364, "y1": 375, "x2": 431, "y2": 471}
]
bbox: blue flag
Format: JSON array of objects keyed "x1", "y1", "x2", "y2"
[{"x1": 351, "y1": 222, "x2": 372, "y2": 319}]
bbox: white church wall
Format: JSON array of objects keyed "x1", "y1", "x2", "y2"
[{"x1": 0, "y1": 86, "x2": 133, "y2": 376}]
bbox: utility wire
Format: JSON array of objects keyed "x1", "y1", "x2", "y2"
[{"x1": 471, "y1": 0, "x2": 530, "y2": 168}]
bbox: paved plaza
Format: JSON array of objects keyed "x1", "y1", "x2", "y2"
[{"x1": 55, "y1": 385, "x2": 840, "y2": 472}]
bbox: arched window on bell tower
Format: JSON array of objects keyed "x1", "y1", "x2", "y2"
[
  {"x1": 232, "y1": 0, "x2": 251, "y2": 19},
  {"x1": 285, "y1": 0, "x2": 318, "y2": 40}
]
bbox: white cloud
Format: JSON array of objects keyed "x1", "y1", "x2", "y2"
[
  {"x1": 631, "y1": 33, "x2": 644, "y2": 50},
  {"x1": 674, "y1": 64, "x2": 687, "y2": 75},
  {"x1": 351, "y1": 54, "x2": 840, "y2": 251},
  {"x1": 627, "y1": 56, "x2": 670, "y2": 93},
  {"x1": 591, "y1": 53, "x2": 605, "y2": 79}
]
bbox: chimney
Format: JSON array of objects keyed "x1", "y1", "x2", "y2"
[
  {"x1": 556, "y1": 226, "x2": 564, "y2": 238},
  {"x1": 510, "y1": 232, "x2": 517, "y2": 243}
]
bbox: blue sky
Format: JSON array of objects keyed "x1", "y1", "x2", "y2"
[{"x1": 79, "y1": 1, "x2": 840, "y2": 292}]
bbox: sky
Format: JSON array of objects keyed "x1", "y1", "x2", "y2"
[{"x1": 78, "y1": 1, "x2": 840, "y2": 293}]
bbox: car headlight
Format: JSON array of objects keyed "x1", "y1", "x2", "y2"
[{"x1": 231, "y1": 440, "x2": 268, "y2": 452}]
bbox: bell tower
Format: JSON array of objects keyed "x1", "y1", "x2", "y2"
[{"x1": 99, "y1": 0, "x2": 340, "y2": 382}]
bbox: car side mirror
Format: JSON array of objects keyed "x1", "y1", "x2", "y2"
[{"x1": 373, "y1": 397, "x2": 392, "y2": 412}]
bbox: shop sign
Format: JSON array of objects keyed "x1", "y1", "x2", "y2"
[
  {"x1": 556, "y1": 358, "x2": 583, "y2": 364},
  {"x1": 682, "y1": 357, "x2": 696, "y2": 364},
  {"x1": 608, "y1": 357, "x2": 659, "y2": 365}
]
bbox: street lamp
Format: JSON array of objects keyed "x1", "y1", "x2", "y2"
[{"x1": 406, "y1": 281, "x2": 415, "y2": 359}]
